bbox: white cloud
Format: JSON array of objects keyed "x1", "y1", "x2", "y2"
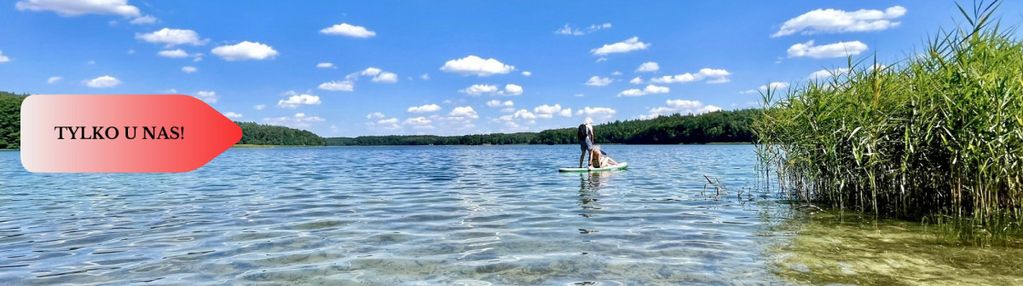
[
  {"x1": 420, "y1": 73, "x2": 430, "y2": 80},
  {"x1": 223, "y1": 111, "x2": 243, "y2": 119},
  {"x1": 0, "y1": 51, "x2": 8, "y2": 63},
  {"x1": 761, "y1": 81, "x2": 789, "y2": 91},
  {"x1": 486, "y1": 100, "x2": 514, "y2": 107},
  {"x1": 16, "y1": 0, "x2": 141, "y2": 17},
  {"x1": 618, "y1": 84, "x2": 670, "y2": 97},
  {"x1": 47, "y1": 76, "x2": 62, "y2": 84},
  {"x1": 585, "y1": 76, "x2": 613, "y2": 86},
  {"x1": 576, "y1": 107, "x2": 616, "y2": 122},
  {"x1": 591, "y1": 36, "x2": 650, "y2": 56},
  {"x1": 136, "y1": 28, "x2": 205, "y2": 47},
  {"x1": 316, "y1": 62, "x2": 335, "y2": 69},
  {"x1": 254, "y1": 104, "x2": 266, "y2": 111},
  {"x1": 194, "y1": 90, "x2": 217, "y2": 103},
  {"x1": 366, "y1": 112, "x2": 385, "y2": 119},
  {"x1": 512, "y1": 109, "x2": 537, "y2": 120},
  {"x1": 642, "y1": 99, "x2": 722, "y2": 119},
  {"x1": 264, "y1": 113, "x2": 324, "y2": 128},
  {"x1": 211, "y1": 41, "x2": 278, "y2": 61},
  {"x1": 503, "y1": 84, "x2": 523, "y2": 95},
  {"x1": 83, "y1": 75, "x2": 120, "y2": 88},
  {"x1": 277, "y1": 91, "x2": 321, "y2": 108},
  {"x1": 650, "y1": 68, "x2": 731, "y2": 84},
  {"x1": 449, "y1": 106, "x2": 478, "y2": 119},
  {"x1": 521, "y1": 71, "x2": 532, "y2": 77},
  {"x1": 807, "y1": 68, "x2": 851, "y2": 81},
  {"x1": 408, "y1": 104, "x2": 441, "y2": 113},
  {"x1": 787, "y1": 40, "x2": 868, "y2": 59},
  {"x1": 404, "y1": 116, "x2": 433, "y2": 127},
  {"x1": 318, "y1": 80, "x2": 354, "y2": 92},
  {"x1": 555, "y1": 22, "x2": 612, "y2": 36},
  {"x1": 629, "y1": 77, "x2": 643, "y2": 84},
  {"x1": 371, "y1": 72, "x2": 398, "y2": 83},
  {"x1": 129, "y1": 14, "x2": 156, "y2": 25},
  {"x1": 533, "y1": 104, "x2": 567, "y2": 119},
  {"x1": 773, "y1": 6, "x2": 906, "y2": 37},
  {"x1": 636, "y1": 61, "x2": 659, "y2": 73},
  {"x1": 181, "y1": 66, "x2": 197, "y2": 73},
  {"x1": 440, "y1": 55, "x2": 515, "y2": 76},
  {"x1": 559, "y1": 108, "x2": 573, "y2": 118},
  {"x1": 461, "y1": 84, "x2": 499, "y2": 95},
  {"x1": 320, "y1": 23, "x2": 376, "y2": 38},
  {"x1": 157, "y1": 49, "x2": 188, "y2": 58}
]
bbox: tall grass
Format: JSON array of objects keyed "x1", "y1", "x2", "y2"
[{"x1": 755, "y1": 1, "x2": 1023, "y2": 235}]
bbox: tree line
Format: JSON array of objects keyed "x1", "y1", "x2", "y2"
[
  {"x1": 326, "y1": 109, "x2": 757, "y2": 145},
  {"x1": 0, "y1": 92, "x2": 27, "y2": 149}
]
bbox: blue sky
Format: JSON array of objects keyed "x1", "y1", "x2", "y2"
[{"x1": 2, "y1": 0, "x2": 1021, "y2": 136}]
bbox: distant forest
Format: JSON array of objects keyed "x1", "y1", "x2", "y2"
[
  {"x1": 0, "y1": 92, "x2": 27, "y2": 149},
  {"x1": 236, "y1": 122, "x2": 325, "y2": 145},
  {"x1": 325, "y1": 109, "x2": 757, "y2": 145},
  {"x1": 0, "y1": 90, "x2": 756, "y2": 148}
]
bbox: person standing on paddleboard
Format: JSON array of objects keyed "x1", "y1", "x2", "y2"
[{"x1": 577, "y1": 119, "x2": 595, "y2": 168}]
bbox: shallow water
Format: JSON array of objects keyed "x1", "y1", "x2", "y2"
[{"x1": 0, "y1": 145, "x2": 1020, "y2": 285}]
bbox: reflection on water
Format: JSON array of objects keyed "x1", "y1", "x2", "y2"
[{"x1": 1, "y1": 145, "x2": 1021, "y2": 284}]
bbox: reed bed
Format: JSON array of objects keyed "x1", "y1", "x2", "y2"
[{"x1": 755, "y1": 1, "x2": 1023, "y2": 237}]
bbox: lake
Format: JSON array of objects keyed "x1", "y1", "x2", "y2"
[{"x1": 1, "y1": 145, "x2": 1020, "y2": 285}]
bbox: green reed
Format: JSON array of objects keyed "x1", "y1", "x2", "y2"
[{"x1": 755, "y1": 1, "x2": 1023, "y2": 237}]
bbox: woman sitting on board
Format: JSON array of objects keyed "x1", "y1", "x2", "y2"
[
  {"x1": 589, "y1": 145, "x2": 619, "y2": 169},
  {"x1": 577, "y1": 119, "x2": 595, "y2": 168}
]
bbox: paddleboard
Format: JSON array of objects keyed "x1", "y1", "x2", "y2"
[{"x1": 558, "y1": 162, "x2": 628, "y2": 172}]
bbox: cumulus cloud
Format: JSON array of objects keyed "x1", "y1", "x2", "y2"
[
  {"x1": 136, "y1": 28, "x2": 205, "y2": 47},
  {"x1": 129, "y1": 14, "x2": 156, "y2": 25},
  {"x1": 807, "y1": 68, "x2": 851, "y2": 81},
  {"x1": 194, "y1": 90, "x2": 217, "y2": 103},
  {"x1": 440, "y1": 55, "x2": 515, "y2": 76},
  {"x1": 0, "y1": 51, "x2": 8, "y2": 63},
  {"x1": 486, "y1": 100, "x2": 514, "y2": 107},
  {"x1": 555, "y1": 22, "x2": 612, "y2": 36},
  {"x1": 512, "y1": 109, "x2": 536, "y2": 120},
  {"x1": 408, "y1": 104, "x2": 441, "y2": 113},
  {"x1": 254, "y1": 104, "x2": 266, "y2": 111},
  {"x1": 277, "y1": 91, "x2": 321, "y2": 108},
  {"x1": 650, "y1": 68, "x2": 731, "y2": 84},
  {"x1": 366, "y1": 112, "x2": 385, "y2": 119},
  {"x1": 223, "y1": 111, "x2": 243, "y2": 119},
  {"x1": 642, "y1": 99, "x2": 722, "y2": 119},
  {"x1": 635, "y1": 61, "x2": 659, "y2": 73},
  {"x1": 318, "y1": 80, "x2": 354, "y2": 92},
  {"x1": 521, "y1": 71, "x2": 532, "y2": 77},
  {"x1": 585, "y1": 76, "x2": 613, "y2": 87},
  {"x1": 83, "y1": 75, "x2": 120, "y2": 88},
  {"x1": 320, "y1": 23, "x2": 376, "y2": 38},
  {"x1": 371, "y1": 72, "x2": 398, "y2": 83},
  {"x1": 773, "y1": 6, "x2": 907, "y2": 37},
  {"x1": 533, "y1": 104, "x2": 572, "y2": 119},
  {"x1": 264, "y1": 113, "x2": 324, "y2": 128},
  {"x1": 618, "y1": 84, "x2": 670, "y2": 97},
  {"x1": 629, "y1": 77, "x2": 643, "y2": 84},
  {"x1": 503, "y1": 84, "x2": 523, "y2": 95},
  {"x1": 181, "y1": 66, "x2": 197, "y2": 73},
  {"x1": 460, "y1": 84, "x2": 522, "y2": 96},
  {"x1": 591, "y1": 36, "x2": 650, "y2": 56},
  {"x1": 787, "y1": 40, "x2": 868, "y2": 59},
  {"x1": 16, "y1": 0, "x2": 141, "y2": 18},
  {"x1": 448, "y1": 106, "x2": 478, "y2": 119},
  {"x1": 47, "y1": 76, "x2": 62, "y2": 84},
  {"x1": 211, "y1": 41, "x2": 278, "y2": 61},
  {"x1": 316, "y1": 62, "x2": 335, "y2": 69},
  {"x1": 404, "y1": 117, "x2": 433, "y2": 128},
  {"x1": 157, "y1": 49, "x2": 188, "y2": 58}
]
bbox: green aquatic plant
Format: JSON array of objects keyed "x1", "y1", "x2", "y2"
[{"x1": 755, "y1": 0, "x2": 1023, "y2": 237}]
